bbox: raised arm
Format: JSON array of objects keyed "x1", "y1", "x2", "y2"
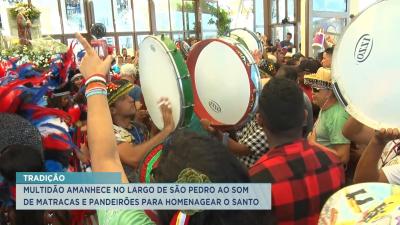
[
  {"x1": 353, "y1": 128, "x2": 400, "y2": 183},
  {"x1": 76, "y1": 33, "x2": 128, "y2": 183}
]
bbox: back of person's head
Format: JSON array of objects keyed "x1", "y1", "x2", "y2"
[
  {"x1": 275, "y1": 66, "x2": 299, "y2": 81},
  {"x1": 0, "y1": 144, "x2": 45, "y2": 225},
  {"x1": 0, "y1": 144, "x2": 44, "y2": 182},
  {"x1": 259, "y1": 78, "x2": 304, "y2": 134},
  {"x1": 155, "y1": 130, "x2": 271, "y2": 225},
  {"x1": 285, "y1": 59, "x2": 298, "y2": 66},
  {"x1": 156, "y1": 130, "x2": 249, "y2": 183},
  {"x1": 120, "y1": 63, "x2": 137, "y2": 77},
  {"x1": 324, "y1": 47, "x2": 334, "y2": 56},
  {"x1": 298, "y1": 58, "x2": 321, "y2": 74}
]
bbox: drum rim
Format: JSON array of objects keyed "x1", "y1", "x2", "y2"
[
  {"x1": 138, "y1": 143, "x2": 163, "y2": 183},
  {"x1": 187, "y1": 38, "x2": 261, "y2": 130},
  {"x1": 139, "y1": 35, "x2": 193, "y2": 130},
  {"x1": 230, "y1": 28, "x2": 264, "y2": 54},
  {"x1": 331, "y1": 0, "x2": 390, "y2": 129}
]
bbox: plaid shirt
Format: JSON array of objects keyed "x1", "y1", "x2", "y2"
[
  {"x1": 249, "y1": 139, "x2": 345, "y2": 225},
  {"x1": 236, "y1": 118, "x2": 269, "y2": 168}
]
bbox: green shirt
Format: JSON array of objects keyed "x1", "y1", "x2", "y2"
[
  {"x1": 315, "y1": 103, "x2": 350, "y2": 148},
  {"x1": 97, "y1": 210, "x2": 155, "y2": 225}
]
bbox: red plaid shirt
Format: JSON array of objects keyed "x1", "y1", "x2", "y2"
[{"x1": 249, "y1": 139, "x2": 345, "y2": 225}]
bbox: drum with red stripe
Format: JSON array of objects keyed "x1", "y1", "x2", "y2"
[{"x1": 187, "y1": 37, "x2": 261, "y2": 130}]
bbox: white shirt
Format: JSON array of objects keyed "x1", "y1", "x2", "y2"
[{"x1": 382, "y1": 164, "x2": 400, "y2": 185}]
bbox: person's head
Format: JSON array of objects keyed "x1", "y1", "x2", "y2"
[
  {"x1": 0, "y1": 145, "x2": 45, "y2": 225},
  {"x1": 286, "y1": 32, "x2": 292, "y2": 41},
  {"x1": 304, "y1": 67, "x2": 334, "y2": 107},
  {"x1": 71, "y1": 73, "x2": 84, "y2": 88},
  {"x1": 120, "y1": 64, "x2": 137, "y2": 83},
  {"x1": 275, "y1": 65, "x2": 299, "y2": 82},
  {"x1": 0, "y1": 144, "x2": 44, "y2": 182},
  {"x1": 257, "y1": 78, "x2": 304, "y2": 139},
  {"x1": 126, "y1": 55, "x2": 132, "y2": 63},
  {"x1": 153, "y1": 130, "x2": 271, "y2": 225},
  {"x1": 322, "y1": 47, "x2": 334, "y2": 68},
  {"x1": 117, "y1": 55, "x2": 124, "y2": 65},
  {"x1": 47, "y1": 87, "x2": 71, "y2": 111},
  {"x1": 297, "y1": 58, "x2": 321, "y2": 84},
  {"x1": 258, "y1": 59, "x2": 277, "y2": 77},
  {"x1": 107, "y1": 80, "x2": 136, "y2": 120},
  {"x1": 122, "y1": 48, "x2": 127, "y2": 57}
]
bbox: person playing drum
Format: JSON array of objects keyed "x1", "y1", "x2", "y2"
[
  {"x1": 106, "y1": 79, "x2": 174, "y2": 182},
  {"x1": 344, "y1": 117, "x2": 400, "y2": 185},
  {"x1": 305, "y1": 68, "x2": 351, "y2": 165}
]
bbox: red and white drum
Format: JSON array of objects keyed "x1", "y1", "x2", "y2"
[{"x1": 187, "y1": 37, "x2": 261, "y2": 130}]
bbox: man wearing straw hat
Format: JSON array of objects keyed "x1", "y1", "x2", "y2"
[{"x1": 304, "y1": 67, "x2": 351, "y2": 165}]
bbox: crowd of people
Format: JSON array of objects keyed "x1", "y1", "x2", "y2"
[{"x1": 0, "y1": 29, "x2": 399, "y2": 225}]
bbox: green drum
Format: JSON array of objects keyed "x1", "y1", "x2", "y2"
[{"x1": 139, "y1": 35, "x2": 193, "y2": 130}]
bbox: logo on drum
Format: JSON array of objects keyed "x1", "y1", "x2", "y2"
[
  {"x1": 354, "y1": 34, "x2": 373, "y2": 63},
  {"x1": 208, "y1": 100, "x2": 222, "y2": 113}
]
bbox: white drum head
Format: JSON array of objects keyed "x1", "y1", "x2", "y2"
[
  {"x1": 139, "y1": 36, "x2": 181, "y2": 130},
  {"x1": 194, "y1": 41, "x2": 251, "y2": 125},
  {"x1": 332, "y1": 0, "x2": 400, "y2": 129},
  {"x1": 230, "y1": 29, "x2": 262, "y2": 53}
]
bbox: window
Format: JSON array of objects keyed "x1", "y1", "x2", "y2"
[
  {"x1": 270, "y1": 0, "x2": 297, "y2": 46},
  {"x1": 255, "y1": 0, "x2": 264, "y2": 34},
  {"x1": 173, "y1": 33, "x2": 184, "y2": 41},
  {"x1": 201, "y1": 0, "x2": 217, "y2": 32},
  {"x1": 312, "y1": 17, "x2": 345, "y2": 47},
  {"x1": 278, "y1": 0, "x2": 285, "y2": 22},
  {"x1": 154, "y1": 0, "x2": 171, "y2": 31},
  {"x1": 114, "y1": 0, "x2": 133, "y2": 32},
  {"x1": 119, "y1": 36, "x2": 134, "y2": 55},
  {"x1": 92, "y1": 0, "x2": 114, "y2": 32},
  {"x1": 313, "y1": 0, "x2": 347, "y2": 12},
  {"x1": 218, "y1": 0, "x2": 254, "y2": 30},
  {"x1": 183, "y1": 1, "x2": 196, "y2": 32},
  {"x1": 270, "y1": 0, "x2": 277, "y2": 24},
  {"x1": 287, "y1": 0, "x2": 295, "y2": 21},
  {"x1": 170, "y1": 0, "x2": 184, "y2": 31},
  {"x1": 308, "y1": 0, "x2": 349, "y2": 56},
  {"x1": 60, "y1": 0, "x2": 86, "y2": 33},
  {"x1": 133, "y1": 0, "x2": 150, "y2": 32}
]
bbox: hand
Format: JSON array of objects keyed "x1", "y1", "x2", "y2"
[
  {"x1": 78, "y1": 141, "x2": 90, "y2": 164},
  {"x1": 307, "y1": 129, "x2": 317, "y2": 145},
  {"x1": 158, "y1": 97, "x2": 175, "y2": 133},
  {"x1": 373, "y1": 128, "x2": 400, "y2": 145},
  {"x1": 75, "y1": 33, "x2": 113, "y2": 79},
  {"x1": 251, "y1": 50, "x2": 262, "y2": 64},
  {"x1": 200, "y1": 119, "x2": 219, "y2": 136}
]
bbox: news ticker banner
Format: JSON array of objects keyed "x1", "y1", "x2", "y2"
[{"x1": 16, "y1": 172, "x2": 271, "y2": 210}]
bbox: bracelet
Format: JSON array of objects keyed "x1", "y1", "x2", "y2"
[
  {"x1": 85, "y1": 73, "x2": 106, "y2": 81},
  {"x1": 86, "y1": 82, "x2": 107, "y2": 91},
  {"x1": 85, "y1": 76, "x2": 106, "y2": 86},
  {"x1": 85, "y1": 89, "x2": 107, "y2": 98},
  {"x1": 85, "y1": 80, "x2": 107, "y2": 87},
  {"x1": 85, "y1": 87, "x2": 107, "y2": 94}
]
